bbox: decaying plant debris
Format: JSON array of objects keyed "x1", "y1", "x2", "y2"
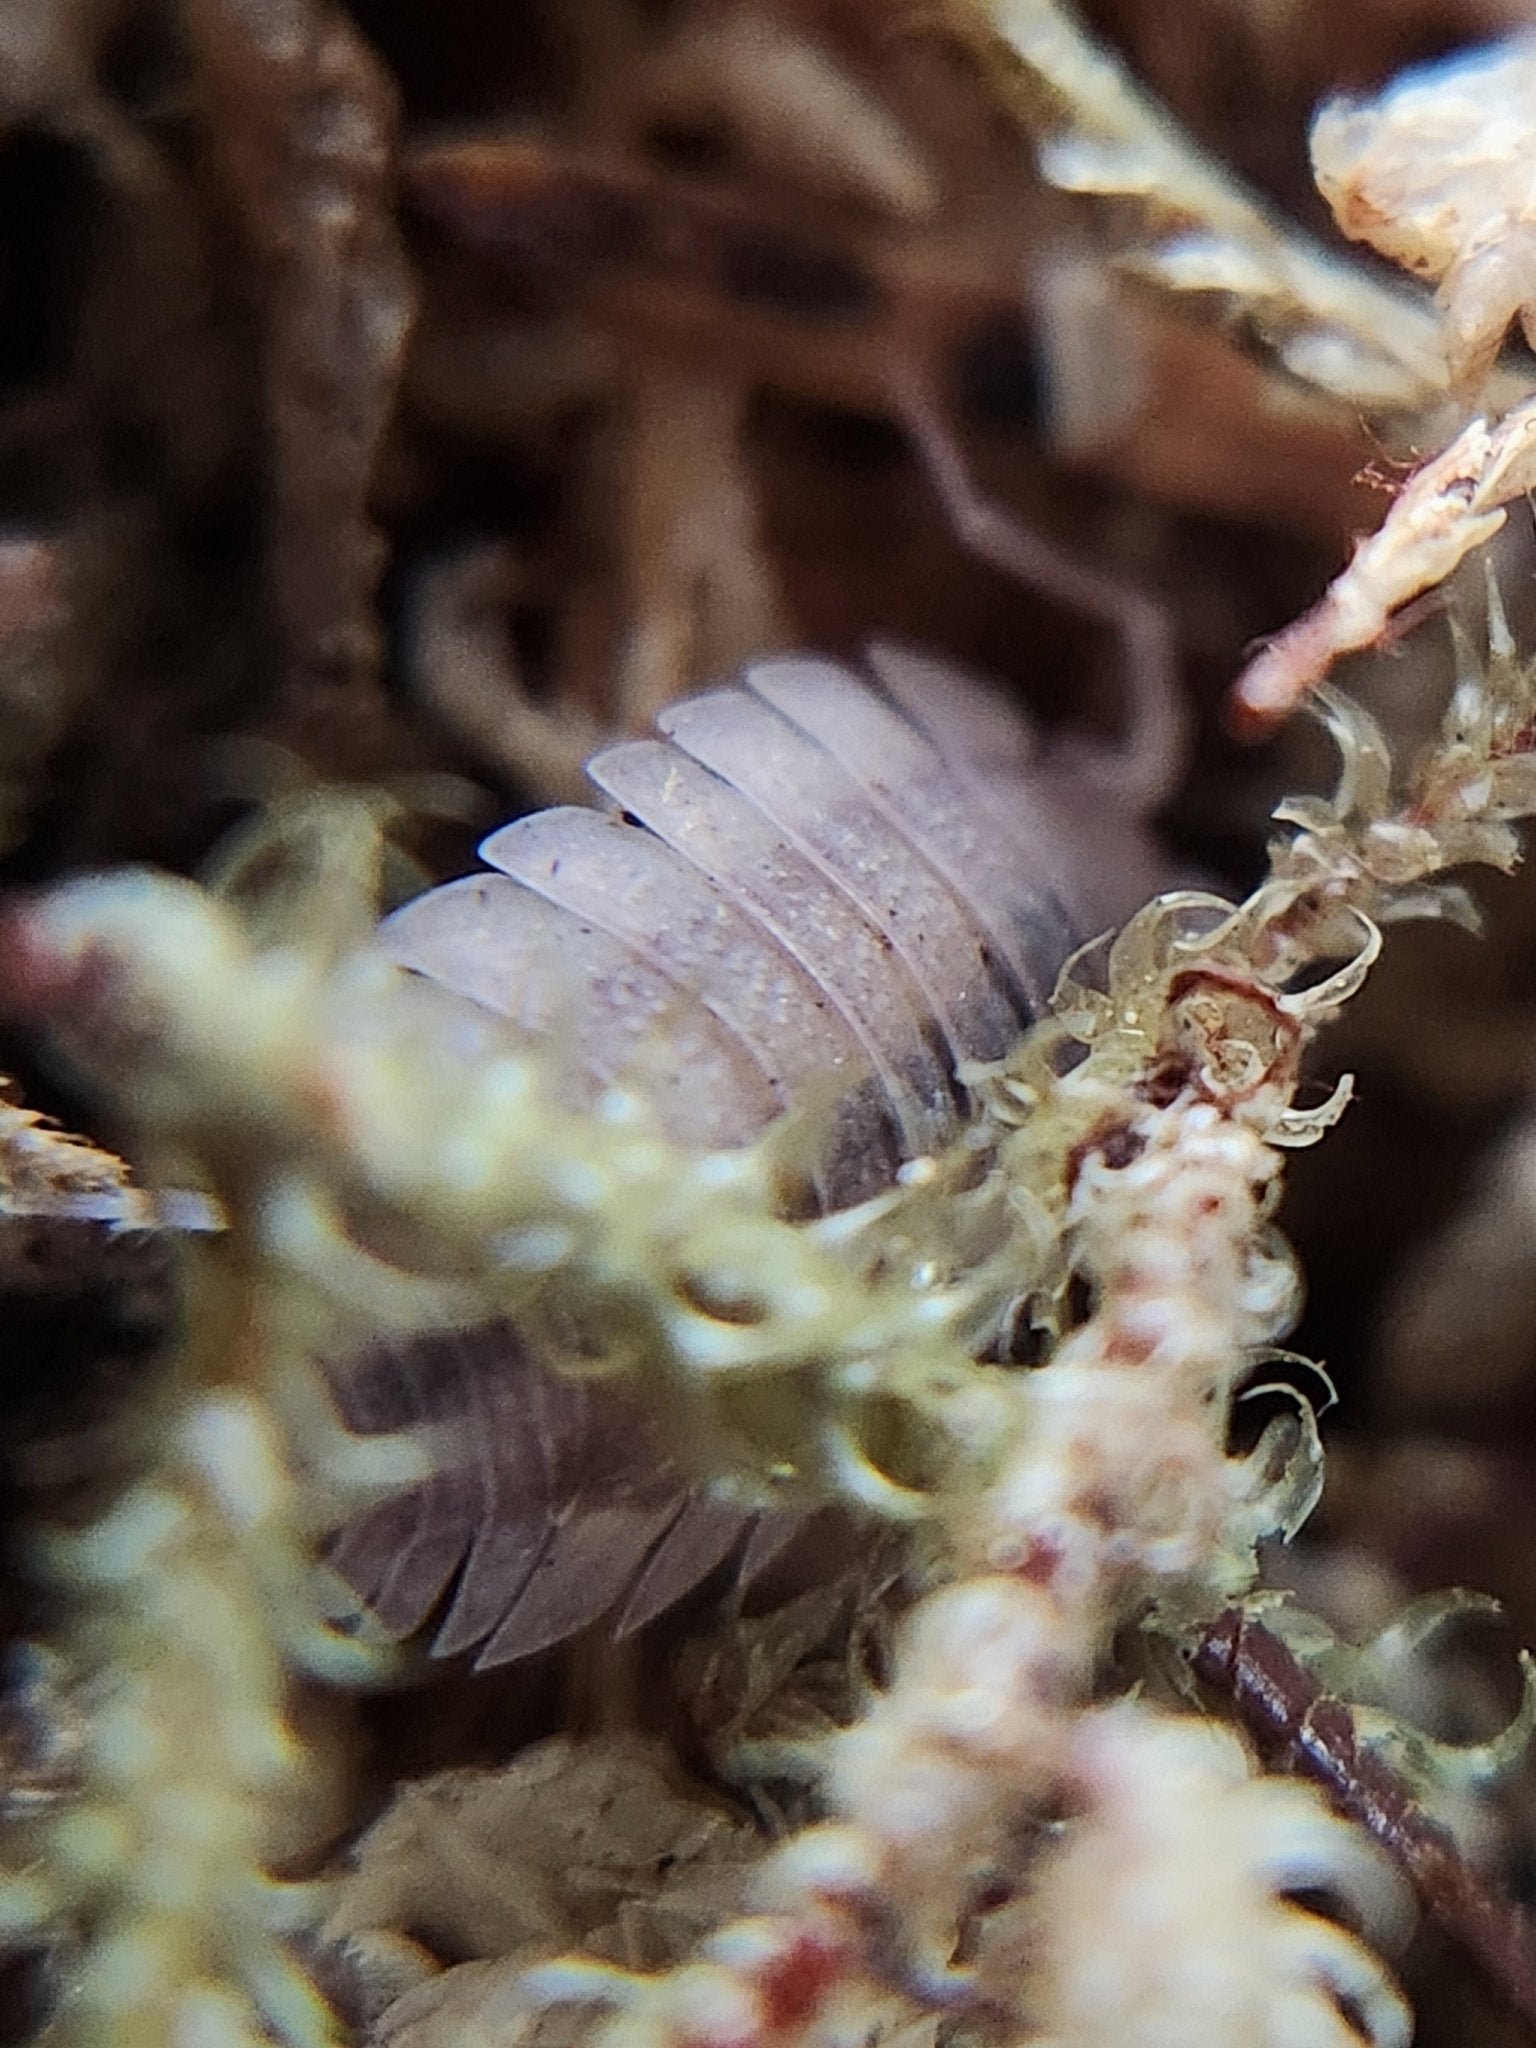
[{"x1": 14, "y1": 3, "x2": 1536, "y2": 2048}]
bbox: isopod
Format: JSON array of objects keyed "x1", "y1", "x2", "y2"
[{"x1": 328, "y1": 640, "x2": 1177, "y2": 1667}]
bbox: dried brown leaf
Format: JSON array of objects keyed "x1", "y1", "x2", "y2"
[
  {"x1": 333, "y1": 1734, "x2": 940, "y2": 2048},
  {"x1": 323, "y1": 1734, "x2": 761, "y2": 1973}
]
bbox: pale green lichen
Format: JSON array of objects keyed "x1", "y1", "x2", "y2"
[
  {"x1": 19, "y1": 29, "x2": 1536, "y2": 2032},
  {"x1": 1, "y1": 1391, "x2": 351, "y2": 2048},
  {"x1": 18, "y1": 9, "x2": 1536, "y2": 2045},
  {"x1": 938, "y1": 0, "x2": 1457, "y2": 414},
  {"x1": 14, "y1": 599, "x2": 1536, "y2": 2043}
]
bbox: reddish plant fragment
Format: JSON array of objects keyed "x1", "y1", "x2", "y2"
[
  {"x1": 1194, "y1": 1606, "x2": 1536, "y2": 2030},
  {"x1": 1229, "y1": 398, "x2": 1536, "y2": 736}
]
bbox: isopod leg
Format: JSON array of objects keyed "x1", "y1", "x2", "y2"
[{"x1": 895, "y1": 376, "x2": 1186, "y2": 813}]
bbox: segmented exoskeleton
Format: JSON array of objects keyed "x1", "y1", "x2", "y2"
[{"x1": 328, "y1": 640, "x2": 1175, "y2": 1665}]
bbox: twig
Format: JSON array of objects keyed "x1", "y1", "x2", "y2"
[{"x1": 1194, "y1": 1607, "x2": 1536, "y2": 2032}]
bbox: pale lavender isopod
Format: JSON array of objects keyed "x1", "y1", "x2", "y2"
[{"x1": 327, "y1": 642, "x2": 1174, "y2": 1667}]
